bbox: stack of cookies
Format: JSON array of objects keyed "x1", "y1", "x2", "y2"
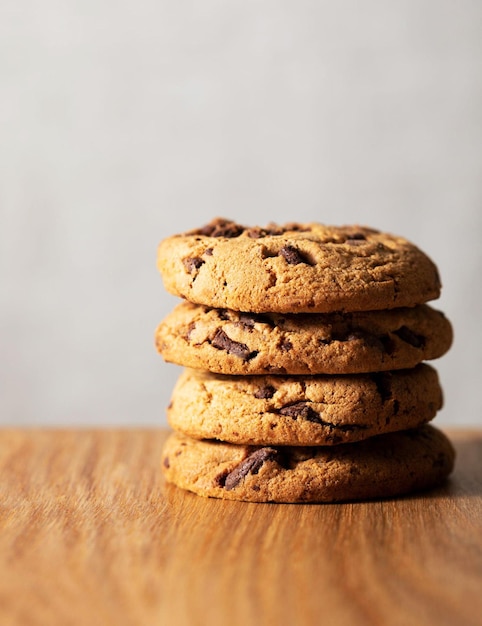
[{"x1": 155, "y1": 218, "x2": 455, "y2": 503}]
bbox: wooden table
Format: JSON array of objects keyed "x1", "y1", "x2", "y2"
[{"x1": 0, "y1": 428, "x2": 480, "y2": 626}]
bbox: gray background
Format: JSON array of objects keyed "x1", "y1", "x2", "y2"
[{"x1": 1, "y1": 1, "x2": 481, "y2": 427}]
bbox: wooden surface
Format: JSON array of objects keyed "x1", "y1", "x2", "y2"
[{"x1": 0, "y1": 428, "x2": 481, "y2": 626}]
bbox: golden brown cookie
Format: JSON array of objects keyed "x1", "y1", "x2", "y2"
[
  {"x1": 155, "y1": 302, "x2": 453, "y2": 375},
  {"x1": 161, "y1": 425, "x2": 455, "y2": 503},
  {"x1": 157, "y1": 218, "x2": 441, "y2": 313},
  {"x1": 167, "y1": 365, "x2": 443, "y2": 446}
]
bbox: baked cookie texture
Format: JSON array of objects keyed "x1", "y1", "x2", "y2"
[
  {"x1": 157, "y1": 218, "x2": 441, "y2": 314},
  {"x1": 155, "y1": 218, "x2": 455, "y2": 503},
  {"x1": 161, "y1": 425, "x2": 455, "y2": 503},
  {"x1": 155, "y1": 301, "x2": 453, "y2": 375},
  {"x1": 167, "y1": 365, "x2": 443, "y2": 446}
]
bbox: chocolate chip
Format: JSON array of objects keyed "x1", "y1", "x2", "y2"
[
  {"x1": 204, "y1": 248, "x2": 214, "y2": 256},
  {"x1": 279, "y1": 245, "x2": 312, "y2": 265},
  {"x1": 279, "y1": 402, "x2": 323, "y2": 424},
  {"x1": 280, "y1": 338, "x2": 293, "y2": 352},
  {"x1": 247, "y1": 228, "x2": 266, "y2": 239},
  {"x1": 279, "y1": 402, "x2": 368, "y2": 433},
  {"x1": 182, "y1": 257, "x2": 205, "y2": 274},
  {"x1": 342, "y1": 231, "x2": 368, "y2": 245},
  {"x1": 346, "y1": 232, "x2": 367, "y2": 241},
  {"x1": 222, "y1": 448, "x2": 279, "y2": 490},
  {"x1": 254, "y1": 385, "x2": 276, "y2": 399},
  {"x1": 370, "y1": 372, "x2": 393, "y2": 403},
  {"x1": 197, "y1": 219, "x2": 244, "y2": 238},
  {"x1": 163, "y1": 456, "x2": 170, "y2": 468},
  {"x1": 236, "y1": 312, "x2": 275, "y2": 329},
  {"x1": 211, "y1": 329, "x2": 258, "y2": 361},
  {"x1": 186, "y1": 321, "x2": 197, "y2": 340},
  {"x1": 394, "y1": 326, "x2": 425, "y2": 348}
]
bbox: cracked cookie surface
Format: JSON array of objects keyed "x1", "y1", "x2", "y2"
[
  {"x1": 157, "y1": 218, "x2": 442, "y2": 313},
  {"x1": 155, "y1": 301, "x2": 453, "y2": 375},
  {"x1": 167, "y1": 365, "x2": 443, "y2": 446},
  {"x1": 161, "y1": 425, "x2": 455, "y2": 502}
]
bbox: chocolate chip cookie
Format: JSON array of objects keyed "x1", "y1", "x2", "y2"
[
  {"x1": 155, "y1": 301, "x2": 452, "y2": 375},
  {"x1": 161, "y1": 425, "x2": 455, "y2": 503},
  {"x1": 157, "y1": 218, "x2": 441, "y2": 313},
  {"x1": 167, "y1": 364, "x2": 443, "y2": 446}
]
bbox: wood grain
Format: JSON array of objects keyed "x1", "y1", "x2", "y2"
[{"x1": 0, "y1": 428, "x2": 481, "y2": 626}]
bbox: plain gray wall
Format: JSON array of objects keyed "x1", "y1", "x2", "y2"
[{"x1": 1, "y1": 1, "x2": 481, "y2": 426}]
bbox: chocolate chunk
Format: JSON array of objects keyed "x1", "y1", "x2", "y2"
[
  {"x1": 346, "y1": 232, "x2": 367, "y2": 241},
  {"x1": 222, "y1": 448, "x2": 278, "y2": 490},
  {"x1": 370, "y1": 372, "x2": 393, "y2": 403},
  {"x1": 280, "y1": 402, "x2": 368, "y2": 433},
  {"x1": 247, "y1": 228, "x2": 267, "y2": 239},
  {"x1": 182, "y1": 257, "x2": 205, "y2": 274},
  {"x1": 211, "y1": 329, "x2": 258, "y2": 361},
  {"x1": 186, "y1": 321, "x2": 197, "y2": 340},
  {"x1": 235, "y1": 312, "x2": 275, "y2": 329},
  {"x1": 197, "y1": 219, "x2": 244, "y2": 238},
  {"x1": 254, "y1": 385, "x2": 276, "y2": 399},
  {"x1": 280, "y1": 338, "x2": 293, "y2": 352},
  {"x1": 394, "y1": 326, "x2": 425, "y2": 348},
  {"x1": 279, "y1": 245, "x2": 311, "y2": 265},
  {"x1": 279, "y1": 402, "x2": 323, "y2": 424}
]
